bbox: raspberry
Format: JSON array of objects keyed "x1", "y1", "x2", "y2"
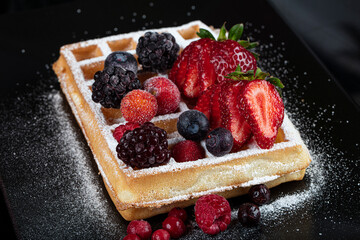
[
  {"x1": 144, "y1": 76, "x2": 181, "y2": 115},
  {"x1": 248, "y1": 184, "x2": 271, "y2": 205},
  {"x1": 113, "y1": 122, "x2": 140, "y2": 142},
  {"x1": 127, "y1": 220, "x2": 152, "y2": 240},
  {"x1": 194, "y1": 194, "x2": 231, "y2": 235},
  {"x1": 91, "y1": 65, "x2": 141, "y2": 108},
  {"x1": 151, "y1": 229, "x2": 170, "y2": 240},
  {"x1": 123, "y1": 234, "x2": 141, "y2": 240},
  {"x1": 168, "y1": 207, "x2": 187, "y2": 223},
  {"x1": 238, "y1": 203, "x2": 261, "y2": 226},
  {"x1": 136, "y1": 32, "x2": 180, "y2": 73},
  {"x1": 171, "y1": 140, "x2": 205, "y2": 163},
  {"x1": 162, "y1": 216, "x2": 186, "y2": 239},
  {"x1": 116, "y1": 122, "x2": 171, "y2": 169},
  {"x1": 120, "y1": 90, "x2": 158, "y2": 124}
]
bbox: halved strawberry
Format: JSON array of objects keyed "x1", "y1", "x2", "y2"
[
  {"x1": 239, "y1": 80, "x2": 284, "y2": 149},
  {"x1": 220, "y1": 81, "x2": 252, "y2": 150},
  {"x1": 169, "y1": 42, "x2": 192, "y2": 89},
  {"x1": 197, "y1": 38, "x2": 216, "y2": 92},
  {"x1": 182, "y1": 43, "x2": 201, "y2": 98},
  {"x1": 194, "y1": 84, "x2": 216, "y2": 120},
  {"x1": 209, "y1": 83, "x2": 223, "y2": 130}
]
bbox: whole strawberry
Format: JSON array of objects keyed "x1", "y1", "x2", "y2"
[
  {"x1": 169, "y1": 23, "x2": 258, "y2": 98},
  {"x1": 144, "y1": 76, "x2": 181, "y2": 115},
  {"x1": 120, "y1": 90, "x2": 158, "y2": 124}
]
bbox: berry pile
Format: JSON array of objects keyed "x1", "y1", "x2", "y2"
[
  {"x1": 116, "y1": 122, "x2": 171, "y2": 169},
  {"x1": 123, "y1": 207, "x2": 188, "y2": 239}
]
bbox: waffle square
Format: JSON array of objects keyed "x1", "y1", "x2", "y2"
[{"x1": 52, "y1": 20, "x2": 311, "y2": 220}]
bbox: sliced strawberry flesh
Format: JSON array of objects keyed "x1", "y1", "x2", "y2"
[
  {"x1": 220, "y1": 81, "x2": 252, "y2": 150},
  {"x1": 240, "y1": 80, "x2": 284, "y2": 149},
  {"x1": 209, "y1": 83, "x2": 222, "y2": 129},
  {"x1": 183, "y1": 43, "x2": 201, "y2": 98},
  {"x1": 194, "y1": 84, "x2": 216, "y2": 120}
]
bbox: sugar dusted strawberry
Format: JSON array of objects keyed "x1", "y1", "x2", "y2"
[
  {"x1": 172, "y1": 140, "x2": 205, "y2": 163},
  {"x1": 239, "y1": 80, "x2": 284, "y2": 149},
  {"x1": 220, "y1": 81, "x2": 252, "y2": 150},
  {"x1": 195, "y1": 194, "x2": 231, "y2": 235},
  {"x1": 113, "y1": 122, "x2": 140, "y2": 142},
  {"x1": 169, "y1": 23, "x2": 257, "y2": 99},
  {"x1": 120, "y1": 90, "x2": 158, "y2": 124},
  {"x1": 144, "y1": 76, "x2": 181, "y2": 115}
]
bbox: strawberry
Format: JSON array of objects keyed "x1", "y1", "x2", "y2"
[
  {"x1": 239, "y1": 79, "x2": 284, "y2": 149},
  {"x1": 113, "y1": 122, "x2": 140, "y2": 142},
  {"x1": 120, "y1": 90, "x2": 158, "y2": 124},
  {"x1": 169, "y1": 23, "x2": 258, "y2": 98},
  {"x1": 194, "y1": 84, "x2": 216, "y2": 120},
  {"x1": 209, "y1": 83, "x2": 223, "y2": 130},
  {"x1": 229, "y1": 67, "x2": 285, "y2": 149},
  {"x1": 219, "y1": 81, "x2": 252, "y2": 150}
]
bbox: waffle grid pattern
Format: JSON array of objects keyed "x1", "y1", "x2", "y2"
[{"x1": 58, "y1": 20, "x2": 306, "y2": 179}]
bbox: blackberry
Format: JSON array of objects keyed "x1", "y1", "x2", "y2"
[
  {"x1": 136, "y1": 31, "x2": 180, "y2": 73},
  {"x1": 91, "y1": 65, "x2": 141, "y2": 108},
  {"x1": 116, "y1": 122, "x2": 171, "y2": 169}
]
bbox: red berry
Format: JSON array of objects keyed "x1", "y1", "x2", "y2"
[
  {"x1": 123, "y1": 234, "x2": 141, "y2": 240},
  {"x1": 144, "y1": 76, "x2": 181, "y2": 115},
  {"x1": 168, "y1": 207, "x2": 187, "y2": 223},
  {"x1": 162, "y1": 216, "x2": 186, "y2": 239},
  {"x1": 172, "y1": 140, "x2": 205, "y2": 163},
  {"x1": 113, "y1": 122, "x2": 140, "y2": 142},
  {"x1": 239, "y1": 80, "x2": 284, "y2": 149},
  {"x1": 195, "y1": 194, "x2": 231, "y2": 235},
  {"x1": 127, "y1": 220, "x2": 152, "y2": 240},
  {"x1": 151, "y1": 229, "x2": 170, "y2": 240},
  {"x1": 121, "y1": 90, "x2": 158, "y2": 124}
]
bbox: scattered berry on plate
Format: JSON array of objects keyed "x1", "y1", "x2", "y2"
[
  {"x1": 177, "y1": 110, "x2": 209, "y2": 141},
  {"x1": 248, "y1": 184, "x2": 271, "y2": 205},
  {"x1": 116, "y1": 122, "x2": 171, "y2": 169},
  {"x1": 195, "y1": 194, "x2": 231, "y2": 235},
  {"x1": 151, "y1": 229, "x2": 170, "y2": 240},
  {"x1": 104, "y1": 51, "x2": 138, "y2": 73},
  {"x1": 120, "y1": 90, "x2": 158, "y2": 124},
  {"x1": 172, "y1": 140, "x2": 205, "y2": 163},
  {"x1": 205, "y1": 127, "x2": 234, "y2": 157},
  {"x1": 127, "y1": 220, "x2": 152, "y2": 240},
  {"x1": 169, "y1": 23, "x2": 257, "y2": 98},
  {"x1": 92, "y1": 66, "x2": 141, "y2": 108},
  {"x1": 237, "y1": 203, "x2": 261, "y2": 227},
  {"x1": 162, "y1": 216, "x2": 186, "y2": 239},
  {"x1": 123, "y1": 233, "x2": 141, "y2": 240},
  {"x1": 144, "y1": 76, "x2": 181, "y2": 115},
  {"x1": 113, "y1": 122, "x2": 140, "y2": 142},
  {"x1": 168, "y1": 207, "x2": 188, "y2": 223},
  {"x1": 136, "y1": 32, "x2": 180, "y2": 73}
]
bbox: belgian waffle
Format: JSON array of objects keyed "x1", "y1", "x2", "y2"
[{"x1": 52, "y1": 20, "x2": 311, "y2": 221}]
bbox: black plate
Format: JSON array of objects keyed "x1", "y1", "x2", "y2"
[{"x1": 1, "y1": 0, "x2": 360, "y2": 239}]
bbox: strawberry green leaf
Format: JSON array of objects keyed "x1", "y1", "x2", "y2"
[
  {"x1": 217, "y1": 23, "x2": 227, "y2": 41},
  {"x1": 228, "y1": 23, "x2": 244, "y2": 41},
  {"x1": 267, "y1": 77, "x2": 284, "y2": 89},
  {"x1": 196, "y1": 29, "x2": 215, "y2": 40}
]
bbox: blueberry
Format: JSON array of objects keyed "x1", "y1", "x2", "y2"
[
  {"x1": 248, "y1": 184, "x2": 270, "y2": 205},
  {"x1": 177, "y1": 110, "x2": 209, "y2": 141},
  {"x1": 206, "y1": 128, "x2": 233, "y2": 157},
  {"x1": 105, "y1": 51, "x2": 138, "y2": 73},
  {"x1": 238, "y1": 203, "x2": 261, "y2": 226}
]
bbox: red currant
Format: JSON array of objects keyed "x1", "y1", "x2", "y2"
[
  {"x1": 127, "y1": 220, "x2": 152, "y2": 240},
  {"x1": 162, "y1": 216, "x2": 186, "y2": 239}
]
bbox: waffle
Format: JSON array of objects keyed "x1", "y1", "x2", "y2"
[{"x1": 52, "y1": 20, "x2": 311, "y2": 221}]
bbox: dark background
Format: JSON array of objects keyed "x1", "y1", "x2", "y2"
[{"x1": 1, "y1": 0, "x2": 359, "y2": 239}]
